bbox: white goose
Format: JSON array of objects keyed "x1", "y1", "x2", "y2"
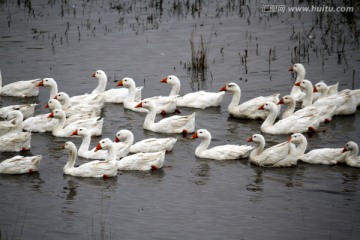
[
  {"x1": 296, "y1": 79, "x2": 358, "y2": 115},
  {"x1": 0, "y1": 104, "x2": 37, "y2": 119},
  {"x1": 259, "y1": 101, "x2": 322, "y2": 134},
  {"x1": 48, "y1": 109, "x2": 103, "y2": 137},
  {"x1": 161, "y1": 75, "x2": 225, "y2": 109},
  {"x1": 190, "y1": 129, "x2": 253, "y2": 160},
  {"x1": 36, "y1": 78, "x2": 105, "y2": 108},
  {"x1": 278, "y1": 95, "x2": 336, "y2": 122},
  {"x1": 62, "y1": 139, "x2": 117, "y2": 178},
  {"x1": 0, "y1": 70, "x2": 40, "y2": 97},
  {"x1": 129, "y1": 136, "x2": 177, "y2": 153},
  {"x1": 117, "y1": 150, "x2": 165, "y2": 171},
  {"x1": 91, "y1": 70, "x2": 142, "y2": 103},
  {"x1": 70, "y1": 128, "x2": 107, "y2": 159},
  {"x1": 288, "y1": 63, "x2": 307, "y2": 102},
  {"x1": 247, "y1": 133, "x2": 306, "y2": 167},
  {"x1": 0, "y1": 132, "x2": 31, "y2": 152},
  {"x1": 135, "y1": 100, "x2": 196, "y2": 135},
  {"x1": 55, "y1": 92, "x2": 101, "y2": 117},
  {"x1": 117, "y1": 77, "x2": 177, "y2": 114},
  {"x1": 299, "y1": 146, "x2": 348, "y2": 165},
  {"x1": 0, "y1": 110, "x2": 23, "y2": 136},
  {"x1": 0, "y1": 155, "x2": 42, "y2": 174},
  {"x1": 313, "y1": 81, "x2": 338, "y2": 101},
  {"x1": 220, "y1": 82, "x2": 280, "y2": 119},
  {"x1": 342, "y1": 141, "x2": 360, "y2": 167}
]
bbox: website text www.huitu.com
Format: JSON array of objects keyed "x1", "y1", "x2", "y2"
[{"x1": 261, "y1": 5, "x2": 354, "y2": 13}]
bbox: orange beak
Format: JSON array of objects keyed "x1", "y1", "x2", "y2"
[
  {"x1": 36, "y1": 80, "x2": 44, "y2": 87},
  {"x1": 70, "y1": 129, "x2": 78, "y2": 136},
  {"x1": 258, "y1": 105, "x2": 265, "y2": 110},
  {"x1": 277, "y1": 98, "x2": 284, "y2": 105},
  {"x1": 44, "y1": 103, "x2": 49, "y2": 108},
  {"x1": 47, "y1": 112, "x2": 54, "y2": 118},
  {"x1": 95, "y1": 143, "x2": 102, "y2": 152},
  {"x1": 135, "y1": 102, "x2": 143, "y2": 108},
  {"x1": 288, "y1": 137, "x2": 292, "y2": 142},
  {"x1": 294, "y1": 82, "x2": 301, "y2": 86},
  {"x1": 54, "y1": 95, "x2": 58, "y2": 99},
  {"x1": 219, "y1": 85, "x2": 227, "y2": 91},
  {"x1": 190, "y1": 132, "x2": 198, "y2": 139},
  {"x1": 61, "y1": 144, "x2": 66, "y2": 149},
  {"x1": 114, "y1": 137, "x2": 120, "y2": 143},
  {"x1": 160, "y1": 77, "x2": 167, "y2": 83},
  {"x1": 313, "y1": 86, "x2": 318, "y2": 92},
  {"x1": 342, "y1": 147, "x2": 348, "y2": 153},
  {"x1": 92, "y1": 72, "x2": 96, "y2": 77},
  {"x1": 247, "y1": 137, "x2": 253, "y2": 142},
  {"x1": 289, "y1": 66, "x2": 294, "y2": 72},
  {"x1": 116, "y1": 80, "x2": 123, "y2": 87}
]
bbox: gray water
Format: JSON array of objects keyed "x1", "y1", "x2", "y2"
[{"x1": 1, "y1": 0, "x2": 360, "y2": 239}]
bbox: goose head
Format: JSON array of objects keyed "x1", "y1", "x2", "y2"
[
  {"x1": 342, "y1": 141, "x2": 359, "y2": 154},
  {"x1": 247, "y1": 134, "x2": 264, "y2": 144},
  {"x1": 295, "y1": 79, "x2": 313, "y2": 92},
  {"x1": 258, "y1": 102, "x2": 277, "y2": 112},
  {"x1": 114, "y1": 129, "x2": 133, "y2": 143},
  {"x1": 313, "y1": 82, "x2": 328, "y2": 93},
  {"x1": 92, "y1": 70, "x2": 107, "y2": 79},
  {"x1": 190, "y1": 129, "x2": 211, "y2": 140},
  {"x1": 289, "y1": 63, "x2": 306, "y2": 75},
  {"x1": 277, "y1": 95, "x2": 295, "y2": 105},
  {"x1": 289, "y1": 133, "x2": 306, "y2": 145},
  {"x1": 219, "y1": 82, "x2": 240, "y2": 93},
  {"x1": 95, "y1": 138, "x2": 114, "y2": 152},
  {"x1": 54, "y1": 92, "x2": 70, "y2": 103},
  {"x1": 47, "y1": 109, "x2": 65, "y2": 119},
  {"x1": 116, "y1": 77, "x2": 135, "y2": 88},
  {"x1": 70, "y1": 127, "x2": 89, "y2": 137},
  {"x1": 46, "y1": 99, "x2": 62, "y2": 109},
  {"x1": 62, "y1": 141, "x2": 76, "y2": 151},
  {"x1": 5, "y1": 110, "x2": 23, "y2": 121},
  {"x1": 161, "y1": 75, "x2": 180, "y2": 86},
  {"x1": 135, "y1": 99, "x2": 156, "y2": 110},
  {"x1": 36, "y1": 78, "x2": 56, "y2": 88}
]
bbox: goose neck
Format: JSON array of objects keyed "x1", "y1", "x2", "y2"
[
  {"x1": 64, "y1": 146, "x2": 77, "y2": 172},
  {"x1": 92, "y1": 76, "x2": 107, "y2": 94},
  {"x1": 195, "y1": 137, "x2": 211, "y2": 155},
  {"x1": 78, "y1": 133, "x2": 91, "y2": 153}
]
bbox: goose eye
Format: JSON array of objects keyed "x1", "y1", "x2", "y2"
[
  {"x1": 199, "y1": 131, "x2": 202, "y2": 134},
  {"x1": 45, "y1": 80, "x2": 48, "y2": 82},
  {"x1": 294, "y1": 64, "x2": 297, "y2": 67},
  {"x1": 169, "y1": 77, "x2": 172, "y2": 79},
  {"x1": 253, "y1": 136, "x2": 257, "y2": 138}
]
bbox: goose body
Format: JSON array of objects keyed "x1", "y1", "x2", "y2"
[
  {"x1": 0, "y1": 70, "x2": 40, "y2": 97},
  {"x1": 247, "y1": 133, "x2": 306, "y2": 167},
  {"x1": 117, "y1": 151, "x2": 166, "y2": 171},
  {"x1": 0, "y1": 155, "x2": 42, "y2": 174},
  {"x1": 161, "y1": 75, "x2": 224, "y2": 109},
  {"x1": 62, "y1": 139, "x2": 117, "y2": 178},
  {"x1": 278, "y1": 95, "x2": 336, "y2": 122},
  {"x1": 55, "y1": 92, "x2": 101, "y2": 116},
  {"x1": 136, "y1": 100, "x2": 195, "y2": 134},
  {"x1": 220, "y1": 82, "x2": 280, "y2": 119},
  {"x1": 130, "y1": 137, "x2": 177, "y2": 153},
  {"x1": 342, "y1": 141, "x2": 360, "y2": 168},
  {"x1": 91, "y1": 70, "x2": 142, "y2": 103},
  {"x1": 299, "y1": 148, "x2": 347, "y2": 165},
  {"x1": 259, "y1": 102, "x2": 322, "y2": 134},
  {"x1": 191, "y1": 129, "x2": 253, "y2": 160},
  {"x1": 0, "y1": 132, "x2": 31, "y2": 152},
  {"x1": 48, "y1": 109, "x2": 103, "y2": 137},
  {"x1": 0, "y1": 104, "x2": 36, "y2": 119},
  {"x1": 117, "y1": 77, "x2": 177, "y2": 114}
]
